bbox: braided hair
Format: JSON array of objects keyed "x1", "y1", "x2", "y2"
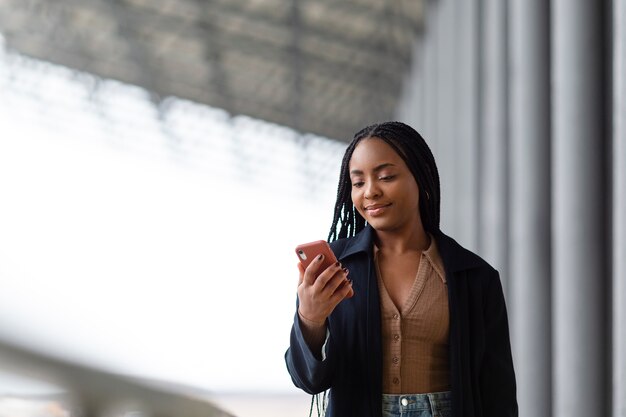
[{"x1": 327, "y1": 121, "x2": 441, "y2": 242}]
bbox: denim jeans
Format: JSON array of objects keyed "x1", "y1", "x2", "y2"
[{"x1": 381, "y1": 391, "x2": 452, "y2": 417}]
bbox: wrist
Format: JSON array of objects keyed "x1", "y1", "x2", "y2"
[{"x1": 298, "y1": 308, "x2": 326, "y2": 328}]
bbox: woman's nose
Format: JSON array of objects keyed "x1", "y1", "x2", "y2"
[{"x1": 364, "y1": 182, "x2": 381, "y2": 199}]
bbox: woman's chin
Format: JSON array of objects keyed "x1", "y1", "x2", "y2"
[{"x1": 368, "y1": 219, "x2": 398, "y2": 232}]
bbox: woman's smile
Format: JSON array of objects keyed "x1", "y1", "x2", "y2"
[{"x1": 364, "y1": 203, "x2": 392, "y2": 216}]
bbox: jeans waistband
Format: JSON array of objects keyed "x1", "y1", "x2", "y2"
[{"x1": 382, "y1": 391, "x2": 452, "y2": 412}]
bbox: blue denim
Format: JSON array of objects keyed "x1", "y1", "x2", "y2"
[{"x1": 381, "y1": 391, "x2": 452, "y2": 417}]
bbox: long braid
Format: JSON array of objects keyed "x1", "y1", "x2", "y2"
[
  {"x1": 328, "y1": 121, "x2": 441, "y2": 242},
  {"x1": 327, "y1": 126, "x2": 373, "y2": 241}
]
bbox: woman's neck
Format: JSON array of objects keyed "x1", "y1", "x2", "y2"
[{"x1": 374, "y1": 227, "x2": 431, "y2": 255}]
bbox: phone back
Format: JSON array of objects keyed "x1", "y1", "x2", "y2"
[{"x1": 295, "y1": 240, "x2": 338, "y2": 272}]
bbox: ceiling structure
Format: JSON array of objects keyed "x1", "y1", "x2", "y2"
[{"x1": 0, "y1": 0, "x2": 423, "y2": 141}]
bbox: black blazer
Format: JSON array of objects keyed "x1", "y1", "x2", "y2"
[{"x1": 285, "y1": 225, "x2": 518, "y2": 417}]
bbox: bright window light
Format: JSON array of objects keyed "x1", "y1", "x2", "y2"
[{"x1": 0, "y1": 37, "x2": 347, "y2": 394}]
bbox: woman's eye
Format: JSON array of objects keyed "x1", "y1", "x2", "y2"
[
  {"x1": 379, "y1": 175, "x2": 395, "y2": 181},
  {"x1": 352, "y1": 181, "x2": 364, "y2": 188}
]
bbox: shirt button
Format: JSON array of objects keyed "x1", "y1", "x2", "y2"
[
  {"x1": 393, "y1": 377, "x2": 400, "y2": 385},
  {"x1": 401, "y1": 398, "x2": 409, "y2": 406},
  {"x1": 393, "y1": 313, "x2": 399, "y2": 320},
  {"x1": 392, "y1": 357, "x2": 399, "y2": 364},
  {"x1": 394, "y1": 334, "x2": 400, "y2": 341}
]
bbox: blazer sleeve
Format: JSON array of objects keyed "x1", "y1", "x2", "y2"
[
  {"x1": 284, "y1": 310, "x2": 335, "y2": 394},
  {"x1": 479, "y1": 271, "x2": 519, "y2": 417}
]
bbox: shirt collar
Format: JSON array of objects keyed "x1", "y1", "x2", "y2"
[
  {"x1": 370, "y1": 233, "x2": 447, "y2": 284},
  {"x1": 423, "y1": 235, "x2": 446, "y2": 283},
  {"x1": 335, "y1": 225, "x2": 484, "y2": 274}
]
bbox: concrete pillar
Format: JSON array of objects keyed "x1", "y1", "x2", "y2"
[
  {"x1": 552, "y1": 1, "x2": 608, "y2": 416},
  {"x1": 397, "y1": 36, "x2": 425, "y2": 130},
  {"x1": 613, "y1": 1, "x2": 626, "y2": 415},
  {"x1": 432, "y1": 0, "x2": 458, "y2": 236},
  {"x1": 509, "y1": 0, "x2": 552, "y2": 416},
  {"x1": 453, "y1": 0, "x2": 480, "y2": 250},
  {"x1": 420, "y1": 1, "x2": 439, "y2": 150},
  {"x1": 478, "y1": 0, "x2": 508, "y2": 287}
]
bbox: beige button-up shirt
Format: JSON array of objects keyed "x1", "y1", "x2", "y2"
[{"x1": 374, "y1": 236, "x2": 450, "y2": 394}]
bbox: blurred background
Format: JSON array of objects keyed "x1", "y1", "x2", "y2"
[{"x1": 0, "y1": 1, "x2": 624, "y2": 417}]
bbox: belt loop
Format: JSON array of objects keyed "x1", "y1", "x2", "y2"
[{"x1": 426, "y1": 393, "x2": 436, "y2": 416}]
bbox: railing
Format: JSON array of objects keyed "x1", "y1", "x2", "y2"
[{"x1": 0, "y1": 339, "x2": 232, "y2": 417}]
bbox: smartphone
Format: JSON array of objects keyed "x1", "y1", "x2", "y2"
[{"x1": 295, "y1": 240, "x2": 338, "y2": 274}]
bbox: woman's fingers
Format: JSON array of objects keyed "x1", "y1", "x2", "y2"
[
  {"x1": 345, "y1": 284, "x2": 355, "y2": 298},
  {"x1": 331, "y1": 279, "x2": 354, "y2": 303},
  {"x1": 302, "y1": 254, "x2": 326, "y2": 286},
  {"x1": 318, "y1": 268, "x2": 349, "y2": 296},
  {"x1": 313, "y1": 262, "x2": 344, "y2": 290},
  {"x1": 297, "y1": 258, "x2": 353, "y2": 324},
  {"x1": 297, "y1": 262, "x2": 305, "y2": 286}
]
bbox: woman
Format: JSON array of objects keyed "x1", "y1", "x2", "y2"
[{"x1": 285, "y1": 122, "x2": 517, "y2": 417}]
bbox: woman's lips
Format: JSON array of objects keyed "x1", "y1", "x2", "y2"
[{"x1": 365, "y1": 203, "x2": 391, "y2": 216}]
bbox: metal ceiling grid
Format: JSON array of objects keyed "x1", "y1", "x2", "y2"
[{"x1": 0, "y1": 0, "x2": 423, "y2": 141}]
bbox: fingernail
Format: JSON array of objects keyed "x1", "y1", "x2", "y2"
[
  {"x1": 317, "y1": 254, "x2": 324, "y2": 261},
  {"x1": 334, "y1": 261, "x2": 340, "y2": 267},
  {"x1": 343, "y1": 267, "x2": 349, "y2": 274}
]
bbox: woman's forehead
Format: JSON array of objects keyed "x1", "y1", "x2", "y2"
[{"x1": 349, "y1": 137, "x2": 405, "y2": 169}]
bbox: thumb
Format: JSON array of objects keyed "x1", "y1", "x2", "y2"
[{"x1": 297, "y1": 262, "x2": 305, "y2": 286}]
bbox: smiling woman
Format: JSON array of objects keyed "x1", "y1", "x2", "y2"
[{"x1": 285, "y1": 121, "x2": 518, "y2": 417}]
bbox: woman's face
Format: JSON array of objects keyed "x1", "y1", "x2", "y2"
[{"x1": 348, "y1": 137, "x2": 422, "y2": 234}]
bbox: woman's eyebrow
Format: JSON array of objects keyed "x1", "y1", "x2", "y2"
[{"x1": 350, "y1": 163, "x2": 396, "y2": 175}]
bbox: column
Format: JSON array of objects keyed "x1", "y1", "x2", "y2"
[
  {"x1": 478, "y1": 0, "x2": 508, "y2": 287},
  {"x1": 552, "y1": 1, "x2": 608, "y2": 416},
  {"x1": 509, "y1": 0, "x2": 552, "y2": 415},
  {"x1": 397, "y1": 35, "x2": 426, "y2": 132},
  {"x1": 420, "y1": 0, "x2": 439, "y2": 150},
  {"x1": 453, "y1": 0, "x2": 479, "y2": 250},
  {"x1": 613, "y1": 0, "x2": 626, "y2": 415},
  {"x1": 433, "y1": 0, "x2": 458, "y2": 236}
]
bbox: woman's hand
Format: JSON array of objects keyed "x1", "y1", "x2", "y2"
[{"x1": 297, "y1": 254, "x2": 354, "y2": 326}]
